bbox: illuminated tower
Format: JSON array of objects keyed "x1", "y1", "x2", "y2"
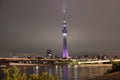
[{"x1": 62, "y1": 10, "x2": 68, "y2": 58}]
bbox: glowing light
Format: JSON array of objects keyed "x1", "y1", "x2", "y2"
[
  {"x1": 35, "y1": 66, "x2": 39, "y2": 74},
  {"x1": 55, "y1": 65, "x2": 58, "y2": 68},
  {"x1": 36, "y1": 66, "x2": 39, "y2": 69},
  {"x1": 63, "y1": 24, "x2": 66, "y2": 27},
  {"x1": 63, "y1": 20, "x2": 66, "y2": 23},
  {"x1": 63, "y1": 33, "x2": 67, "y2": 36},
  {"x1": 74, "y1": 65, "x2": 78, "y2": 68},
  {"x1": 68, "y1": 65, "x2": 71, "y2": 68}
]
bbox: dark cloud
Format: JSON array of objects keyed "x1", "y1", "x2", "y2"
[{"x1": 0, "y1": 0, "x2": 120, "y2": 57}]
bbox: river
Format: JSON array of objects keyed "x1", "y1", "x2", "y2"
[{"x1": 19, "y1": 64, "x2": 111, "y2": 80}]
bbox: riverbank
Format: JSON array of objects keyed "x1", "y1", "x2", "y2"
[
  {"x1": 8, "y1": 62, "x2": 112, "y2": 67},
  {"x1": 89, "y1": 71, "x2": 120, "y2": 80},
  {"x1": 89, "y1": 61, "x2": 120, "y2": 80},
  {"x1": 79, "y1": 64, "x2": 112, "y2": 67}
]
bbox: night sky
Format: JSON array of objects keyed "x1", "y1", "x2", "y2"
[{"x1": 0, "y1": 0, "x2": 120, "y2": 57}]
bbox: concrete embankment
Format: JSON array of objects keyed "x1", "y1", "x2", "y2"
[
  {"x1": 89, "y1": 71, "x2": 120, "y2": 80},
  {"x1": 79, "y1": 64, "x2": 112, "y2": 67}
]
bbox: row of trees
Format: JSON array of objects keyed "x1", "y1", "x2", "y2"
[{"x1": 2, "y1": 66, "x2": 60, "y2": 80}]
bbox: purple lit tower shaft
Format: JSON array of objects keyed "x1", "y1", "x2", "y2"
[{"x1": 62, "y1": 11, "x2": 68, "y2": 58}]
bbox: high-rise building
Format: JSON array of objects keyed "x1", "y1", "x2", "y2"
[
  {"x1": 62, "y1": 10, "x2": 68, "y2": 58},
  {"x1": 46, "y1": 49, "x2": 52, "y2": 58}
]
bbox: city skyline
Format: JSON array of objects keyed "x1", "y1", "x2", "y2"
[{"x1": 0, "y1": 0, "x2": 120, "y2": 57}]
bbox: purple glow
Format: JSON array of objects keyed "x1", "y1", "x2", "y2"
[
  {"x1": 63, "y1": 49, "x2": 68, "y2": 58},
  {"x1": 63, "y1": 35, "x2": 68, "y2": 58}
]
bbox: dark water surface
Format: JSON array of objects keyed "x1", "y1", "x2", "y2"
[{"x1": 21, "y1": 64, "x2": 111, "y2": 80}]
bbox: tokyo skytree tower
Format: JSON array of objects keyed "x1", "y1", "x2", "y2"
[{"x1": 62, "y1": 9, "x2": 68, "y2": 58}]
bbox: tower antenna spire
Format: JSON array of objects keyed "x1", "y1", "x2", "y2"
[{"x1": 63, "y1": 9, "x2": 66, "y2": 21}]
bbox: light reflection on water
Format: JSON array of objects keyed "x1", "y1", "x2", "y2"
[{"x1": 22, "y1": 65, "x2": 111, "y2": 80}]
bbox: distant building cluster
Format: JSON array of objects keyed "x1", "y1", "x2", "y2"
[{"x1": 8, "y1": 51, "x2": 120, "y2": 60}]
